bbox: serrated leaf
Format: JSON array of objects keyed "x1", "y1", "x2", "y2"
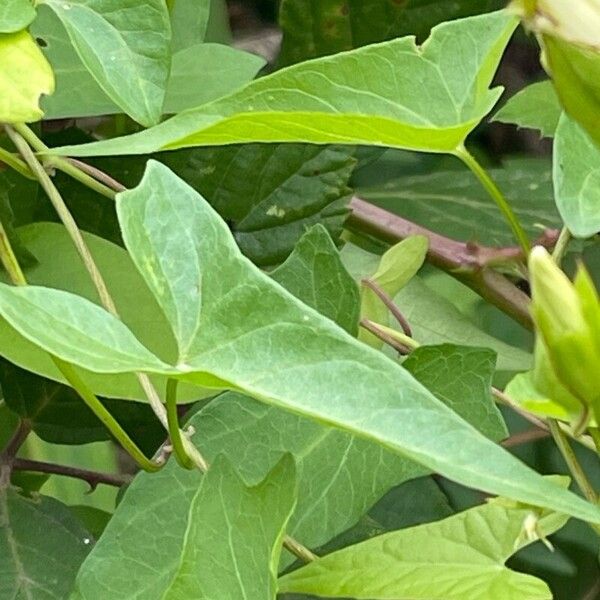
[
  {"x1": 72, "y1": 455, "x2": 297, "y2": 599},
  {"x1": 40, "y1": 0, "x2": 171, "y2": 127},
  {"x1": 0, "y1": 223, "x2": 202, "y2": 402},
  {"x1": 553, "y1": 113, "x2": 600, "y2": 238},
  {"x1": 493, "y1": 81, "x2": 562, "y2": 138},
  {"x1": 271, "y1": 225, "x2": 360, "y2": 334},
  {"x1": 404, "y1": 344, "x2": 508, "y2": 441},
  {"x1": 114, "y1": 161, "x2": 600, "y2": 524},
  {"x1": 0, "y1": 29, "x2": 54, "y2": 123},
  {"x1": 279, "y1": 493, "x2": 569, "y2": 600},
  {"x1": 0, "y1": 0, "x2": 36, "y2": 33},
  {"x1": 0, "y1": 283, "x2": 172, "y2": 374},
  {"x1": 50, "y1": 11, "x2": 518, "y2": 157},
  {"x1": 359, "y1": 236, "x2": 428, "y2": 347},
  {"x1": 358, "y1": 158, "x2": 562, "y2": 247},
  {"x1": 0, "y1": 488, "x2": 92, "y2": 599},
  {"x1": 279, "y1": 0, "x2": 504, "y2": 65}
]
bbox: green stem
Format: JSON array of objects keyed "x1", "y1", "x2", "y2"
[
  {"x1": 0, "y1": 145, "x2": 34, "y2": 180},
  {"x1": 0, "y1": 211, "x2": 161, "y2": 471},
  {"x1": 11, "y1": 123, "x2": 115, "y2": 200},
  {"x1": 166, "y1": 380, "x2": 194, "y2": 470},
  {"x1": 0, "y1": 220, "x2": 27, "y2": 286},
  {"x1": 551, "y1": 226, "x2": 571, "y2": 266},
  {"x1": 53, "y1": 357, "x2": 161, "y2": 472},
  {"x1": 455, "y1": 146, "x2": 531, "y2": 255},
  {"x1": 5, "y1": 125, "x2": 118, "y2": 313},
  {"x1": 548, "y1": 419, "x2": 598, "y2": 505},
  {"x1": 368, "y1": 320, "x2": 421, "y2": 351}
]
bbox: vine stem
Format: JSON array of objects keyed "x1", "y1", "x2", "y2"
[
  {"x1": 548, "y1": 420, "x2": 598, "y2": 504},
  {"x1": 0, "y1": 212, "x2": 161, "y2": 472},
  {"x1": 166, "y1": 380, "x2": 194, "y2": 469},
  {"x1": 10, "y1": 123, "x2": 115, "y2": 200},
  {"x1": 5, "y1": 123, "x2": 209, "y2": 473},
  {"x1": 12, "y1": 458, "x2": 133, "y2": 489},
  {"x1": 0, "y1": 146, "x2": 34, "y2": 180},
  {"x1": 454, "y1": 146, "x2": 531, "y2": 256},
  {"x1": 4, "y1": 125, "x2": 312, "y2": 562}
]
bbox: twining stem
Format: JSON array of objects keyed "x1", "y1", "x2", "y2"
[
  {"x1": 4, "y1": 126, "x2": 314, "y2": 562},
  {"x1": 12, "y1": 458, "x2": 133, "y2": 489},
  {"x1": 454, "y1": 146, "x2": 531, "y2": 256},
  {"x1": 361, "y1": 279, "x2": 412, "y2": 336},
  {"x1": 548, "y1": 420, "x2": 598, "y2": 505},
  {"x1": 0, "y1": 217, "x2": 162, "y2": 472},
  {"x1": 6, "y1": 123, "x2": 209, "y2": 473},
  {"x1": 166, "y1": 380, "x2": 194, "y2": 469},
  {"x1": 55, "y1": 358, "x2": 162, "y2": 472},
  {"x1": 10, "y1": 123, "x2": 115, "y2": 200},
  {"x1": 5, "y1": 125, "x2": 118, "y2": 313},
  {"x1": 0, "y1": 146, "x2": 34, "y2": 180},
  {"x1": 0, "y1": 220, "x2": 27, "y2": 286}
]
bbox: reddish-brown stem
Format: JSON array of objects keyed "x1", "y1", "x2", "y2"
[
  {"x1": 11, "y1": 458, "x2": 132, "y2": 490},
  {"x1": 362, "y1": 278, "x2": 412, "y2": 336},
  {"x1": 501, "y1": 428, "x2": 550, "y2": 448},
  {"x1": 347, "y1": 197, "x2": 558, "y2": 330}
]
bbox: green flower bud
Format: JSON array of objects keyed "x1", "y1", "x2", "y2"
[{"x1": 529, "y1": 246, "x2": 600, "y2": 423}]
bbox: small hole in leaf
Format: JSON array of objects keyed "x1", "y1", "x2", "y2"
[{"x1": 36, "y1": 38, "x2": 48, "y2": 48}]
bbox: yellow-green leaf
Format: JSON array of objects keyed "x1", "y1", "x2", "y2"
[{"x1": 0, "y1": 30, "x2": 54, "y2": 123}]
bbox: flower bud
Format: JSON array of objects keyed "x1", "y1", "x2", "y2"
[{"x1": 529, "y1": 246, "x2": 600, "y2": 422}]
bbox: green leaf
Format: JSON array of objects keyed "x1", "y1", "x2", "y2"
[
  {"x1": 169, "y1": 0, "x2": 210, "y2": 52},
  {"x1": 404, "y1": 345, "x2": 508, "y2": 441},
  {"x1": 553, "y1": 113, "x2": 600, "y2": 238},
  {"x1": 164, "y1": 44, "x2": 265, "y2": 114},
  {"x1": 0, "y1": 0, "x2": 36, "y2": 33},
  {"x1": 359, "y1": 236, "x2": 428, "y2": 347},
  {"x1": 51, "y1": 11, "x2": 518, "y2": 157},
  {"x1": 492, "y1": 81, "x2": 562, "y2": 138},
  {"x1": 0, "y1": 29, "x2": 54, "y2": 123},
  {"x1": 279, "y1": 0, "x2": 504, "y2": 65},
  {"x1": 40, "y1": 0, "x2": 171, "y2": 127},
  {"x1": 0, "y1": 283, "x2": 171, "y2": 374},
  {"x1": 358, "y1": 158, "x2": 562, "y2": 247},
  {"x1": 278, "y1": 492, "x2": 569, "y2": 599},
  {"x1": 342, "y1": 244, "x2": 533, "y2": 372},
  {"x1": 115, "y1": 161, "x2": 600, "y2": 524},
  {"x1": 188, "y1": 393, "x2": 427, "y2": 560},
  {"x1": 32, "y1": 5, "x2": 263, "y2": 120},
  {"x1": 271, "y1": 225, "x2": 360, "y2": 335},
  {"x1": 160, "y1": 143, "x2": 355, "y2": 266},
  {"x1": 72, "y1": 455, "x2": 296, "y2": 599},
  {"x1": 0, "y1": 223, "x2": 202, "y2": 402},
  {"x1": 0, "y1": 488, "x2": 92, "y2": 599}
]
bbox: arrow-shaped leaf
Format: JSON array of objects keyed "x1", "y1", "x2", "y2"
[
  {"x1": 51, "y1": 10, "x2": 518, "y2": 157},
  {"x1": 115, "y1": 160, "x2": 600, "y2": 524},
  {"x1": 279, "y1": 490, "x2": 569, "y2": 600}
]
